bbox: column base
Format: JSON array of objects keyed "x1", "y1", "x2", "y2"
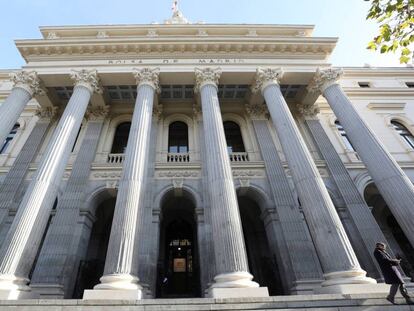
[
  {"x1": 0, "y1": 275, "x2": 36, "y2": 299},
  {"x1": 207, "y1": 272, "x2": 268, "y2": 298},
  {"x1": 316, "y1": 269, "x2": 379, "y2": 294},
  {"x1": 83, "y1": 273, "x2": 143, "y2": 300}
]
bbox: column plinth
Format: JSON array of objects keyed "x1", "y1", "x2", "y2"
[
  {"x1": 253, "y1": 68, "x2": 376, "y2": 294},
  {"x1": 84, "y1": 68, "x2": 160, "y2": 300},
  {"x1": 308, "y1": 68, "x2": 414, "y2": 249},
  {"x1": 195, "y1": 68, "x2": 268, "y2": 299},
  {"x1": 0, "y1": 69, "x2": 101, "y2": 300}
]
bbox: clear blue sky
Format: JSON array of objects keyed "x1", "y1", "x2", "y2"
[{"x1": 0, "y1": 0, "x2": 405, "y2": 69}]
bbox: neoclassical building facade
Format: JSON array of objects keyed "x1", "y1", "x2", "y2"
[{"x1": 0, "y1": 11, "x2": 414, "y2": 300}]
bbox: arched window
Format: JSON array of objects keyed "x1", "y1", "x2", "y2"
[
  {"x1": 223, "y1": 121, "x2": 245, "y2": 153},
  {"x1": 335, "y1": 120, "x2": 355, "y2": 151},
  {"x1": 0, "y1": 123, "x2": 19, "y2": 154},
  {"x1": 391, "y1": 120, "x2": 414, "y2": 149},
  {"x1": 111, "y1": 122, "x2": 131, "y2": 153},
  {"x1": 168, "y1": 121, "x2": 188, "y2": 153}
]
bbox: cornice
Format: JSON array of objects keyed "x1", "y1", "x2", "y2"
[
  {"x1": 342, "y1": 88, "x2": 414, "y2": 97},
  {"x1": 38, "y1": 24, "x2": 315, "y2": 39},
  {"x1": 16, "y1": 37, "x2": 337, "y2": 63}
]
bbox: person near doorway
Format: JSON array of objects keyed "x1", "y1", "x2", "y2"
[{"x1": 374, "y1": 242, "x2": 413, "y2": 305}]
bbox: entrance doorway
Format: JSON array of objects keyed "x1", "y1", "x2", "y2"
[
  {"x1": 238, "y1": 195, "x2": 283, "y2": 295},
  {"x1": 156, "y1": 195, "x2": 200, "y2": 298},
  {"x1": 365, "y1": 183, "x2": 414, "y2": 280},
  {"x1": 72, "y1": 197, "x2": 115, "y2": 298}
]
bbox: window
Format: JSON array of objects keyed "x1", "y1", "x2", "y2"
[
  {"x1": 168, "y1": 121, "x2": 188, "y2": 153},
  {"x1": 405, "y1": 82, "x2": 414, "y2": 88},
  {"x1": 358, "y1": 82, "x2": 370, "y2": 88},
  {"x1": 111, "y1": 122, "x2": 131, "y2": 153},
  {"x1": 0, "y1": 123, "x2": 19, "y2": 154},
  {"x1": 335, "y1": 120, "x2": 355, "y2": 151},
  {"x1": 223, "y1": 121, "x2": 245, "y2": 153},
  {"x1": 391, "y1": 120, "x2": 414, "y2": 149}
]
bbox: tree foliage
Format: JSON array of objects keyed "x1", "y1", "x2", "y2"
[{"x1": 365, "y1": 0, "x2": 414, "y2": 63}]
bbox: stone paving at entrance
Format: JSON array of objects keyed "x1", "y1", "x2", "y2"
[{"x1": 0, "y1": 294, "x2": 413, "y2": 310}]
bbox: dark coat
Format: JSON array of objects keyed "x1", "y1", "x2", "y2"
[{"x1": 374, "y1": 248, "x2": 404, "y2": 284}]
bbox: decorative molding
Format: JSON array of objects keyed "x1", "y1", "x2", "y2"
[
  {"x1": 307, "y1": 67, "x2": 343, "y2": 94},
  {"x1": 251, "y1": 67, "x2": 283, "y2": 94},
  {"x1": 106, "y1": 180, "x2": 118, "y2": 189},
  {"x1": 10, "y1": 71, "x2": 45, "y2": 96},
  {"x1": 153, "y1": 103, "x2": 163, "y2": 119},
  {"x1": 194, "y1": 67, "x2": 221, "y2": 93},
  {"x1": 156, "y1": 170, "x2": 200, "y2": 178},
  {"x1": 86, "y1": 105, "x2": 110, "y2": 121},
  {"x1": 70, "y1": 69, "x2": 102, "y2": 94},
  {"x1": 246, "y1": 29, "x2": 258, "y2": 37},
  {"x1": 35, "y1": 106, "x2": 58, "y2": 121},
  {"x1": 96, "y1": 31, "x2": 109, "y2": 38},
  {"x1": 46, "y1": 32, "x2": 60, "y2": 40},
  {"x1": 197, "y1": 29, "x2": 208, "y2": 36},
  {"x1": 296, "y1": 103, "x2": 320, "y2": 119},
  {"x1": 232, "y1": 170, "x2": 264, "y2": 178},
  {"x1": 132, "y1": 67, "x2": 160, "y2": 93},
  {"x1": 245, "y1": 101, "x2": 269, "y2": 120},
  {"x1": 367, "y1": 102, "x2": 406, "y2": 110},
  {"x1": 239, "y1": 178, "x2": 250, "y2": 188},
  {"x1": 92, "y1": 171, "x2": 122, "y2": 179},
  {"x1": 147, "y1": 29, "x2": 158, "y2": 37}
]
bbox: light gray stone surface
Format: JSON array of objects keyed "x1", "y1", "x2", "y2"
[
  {"x1": 0, "y1": 70, "x2": 99, "y2": 298},
  {"x1": 254, "y1": 68, "x2": 373, "y2": 287}
]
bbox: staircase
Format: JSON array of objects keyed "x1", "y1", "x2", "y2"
[{"x1": 0, "y1": 294, "x2": 413, "y2": 310}]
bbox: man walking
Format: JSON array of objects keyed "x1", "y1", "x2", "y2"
[{"x1": 374, "y1": 242, "x2": 413, "y2": 305}]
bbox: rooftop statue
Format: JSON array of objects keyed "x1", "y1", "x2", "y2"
[{"x1": 164, "y1": 0, "x2": 190, "y2": 24}]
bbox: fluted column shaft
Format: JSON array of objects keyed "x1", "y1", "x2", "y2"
[
  {"x1": 254, "y1": 69, "x2": 374, "y2": 286},
  {"x1": 0, "y1": 83, "x2": 93, "y2": 291},
  {"x1": 30, "y1": 109, "x2": 107, "y2": 297},
  {"x1": 196, "y1": 68, "x2": 258, "y2": 290},
  {"x1": 0, "y1": 88, "x2": 31, "y2": 148},
  {"x1": 0, "y1": 71, "x2": 43, "y2": 148},
  {"x1": 0, "y1": 117, "x2": 51, "y2": 228},
  {"x1": 95, "y1": 80, "x2": 156, "y2": 291},
  {"x1": 323, "y1": 83, "x2": 414, "y2": 248}
]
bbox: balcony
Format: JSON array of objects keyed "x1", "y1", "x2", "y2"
[
  {"x1": 107, "y1": 153, "x2": 125, "y2": 164},
  {"x1": 229, "y1": 152, "x2": 249, "y2": 162},
  {"x1": 167, "y1": 153, "x2": 190, "y2": 163}
]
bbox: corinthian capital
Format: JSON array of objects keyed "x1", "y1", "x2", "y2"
[
  {"x1": 307, "y1": 68, "x2": 343, "y2": 94},
  {"x1": 70, "y1": 69, "x2": 102, "y2": 94},
  {"x1": 194, "y1": 67, "x2": 221, "y2": 93},
  {"x1": 10, "y1": 71, "x2": 45, "y2": 96},
  {"x1": 35, "y1": 106, "x2": 58, "y2": 121},
  {"x1": 86, "y1": 105, "x2": 110, "y2": 121},
  {"x1": 133, "y1": 68, "x2": 160, "y2": 93},
  {"x1": 251, "y1": 68, "x2": 283, "y2": 94}
]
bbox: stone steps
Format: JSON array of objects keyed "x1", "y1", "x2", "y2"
[{"x1": 0, "y1": 294, "x2": 413, "y2": 310}]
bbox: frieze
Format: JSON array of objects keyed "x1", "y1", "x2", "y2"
[
  {"x1": 107, "y1": 58, "x2": 245, "y2": 65},
  {"x1": 92, "y1": 171, "x2": 122, "y2": 179},
  {"x1": 156, "y1": 171, "x2": 200, "y2": 178},
  {"x1": 232, "y1": 170, "x2": 265, "y2": 178}
]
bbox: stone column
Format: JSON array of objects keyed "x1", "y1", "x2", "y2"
[
  {"x1": 0, "y1": 69, "x2": 101, "y2": 300},
  {"x1": 308, "y1": 68, "x2": 414, "y2": 249},
  {"x1": 29, "y1": 105, "x2": 109, "y2": 298},
  {"x1": 252, "y1": 68, "x2": 376, "y2": 294},
  {"x1": 84, "y1": 68, "x2": 160, "y2": 300},
  {"x1": 302, "y1": 107, "x2": 399, "y2": 280},
  {"x1": 0, "y1": 107, "x2": 56, "y2": 230},
  {"x1": 0, "y1": 71, "x2": 44, "y2": 147},
  {"x1": 195, "y1": 68, "x2": 268, "y2": 298},
  {"x1": 246, "y1": 101, "x2": 323, "y2": 294}
]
